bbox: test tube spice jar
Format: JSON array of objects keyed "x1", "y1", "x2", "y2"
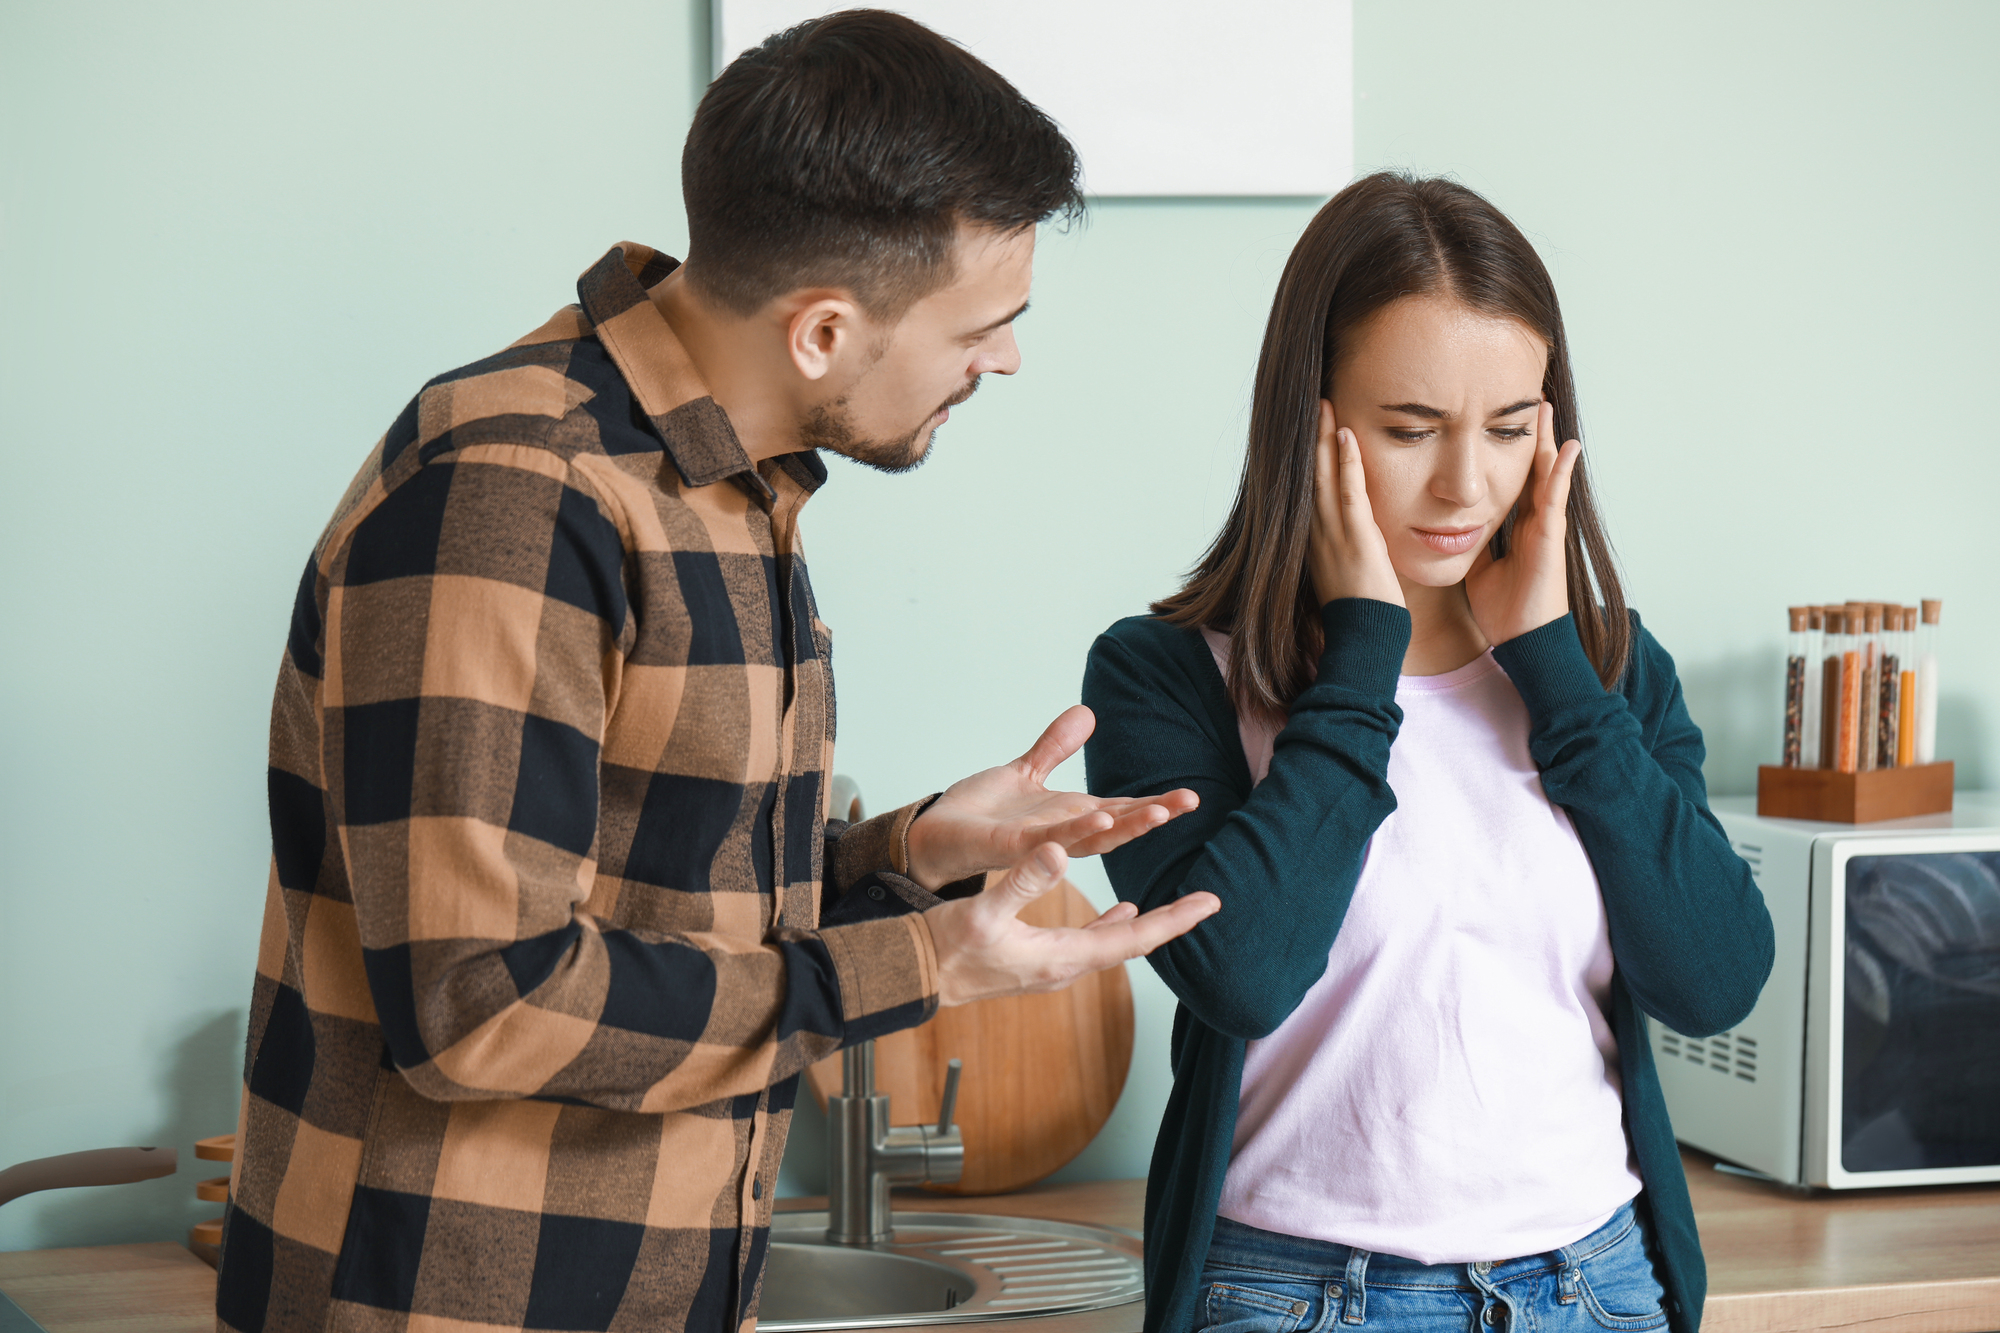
[{"x1": 1763, "y1": 597, "x2": 1950, "y2": 822}]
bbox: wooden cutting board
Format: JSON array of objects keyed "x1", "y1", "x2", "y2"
[{"x1": 805, "y1": 873, "x2": 1135, "y2": 1195}]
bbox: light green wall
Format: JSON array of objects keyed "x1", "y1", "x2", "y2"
[{"x1": 3, "y1": 1, "x2": 1995, "y2": 1247}]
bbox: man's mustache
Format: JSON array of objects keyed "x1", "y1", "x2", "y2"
[{"x1": 940, "y1": 377, "x2": 981, "y2": 413}]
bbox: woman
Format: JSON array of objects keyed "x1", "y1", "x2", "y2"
[{"x1": 1082, "y1": 173, "x2": 1773, "y2": 1333}]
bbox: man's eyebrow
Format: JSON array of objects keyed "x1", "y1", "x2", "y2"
[{"x1": 967, "y1": 300, "x2": 1029, "y2": 338}]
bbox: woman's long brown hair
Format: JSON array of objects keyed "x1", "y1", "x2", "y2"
[{"x1": 1153, "y1": 172, "x2": 1629, "y2": 719}]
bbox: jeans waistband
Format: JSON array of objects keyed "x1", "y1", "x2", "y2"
[{"x1": 1206, "y1": 1199, "x2": 1641, "y2": 1286}]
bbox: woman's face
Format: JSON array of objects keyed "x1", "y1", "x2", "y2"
[{"x1": 1328, "y1": 293, "x2": 1551, "y2": 589}]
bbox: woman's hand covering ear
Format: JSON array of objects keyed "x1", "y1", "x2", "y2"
[
  {"x1": 1465, "y1": 400, "x2": 1581, "y2": 645},
  {"x1": 1307, "y1": 400, "x2": 1405, "y2": 608}
]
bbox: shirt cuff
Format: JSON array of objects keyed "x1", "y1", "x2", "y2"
[
  {"x1": 1490, "y1": 614, "x2": 1609, "y2": 722},
  {"x1": 826, "y1": 796, "x2": 939, "y2": 895},
  {"x1": 818, "y1": 910, "x2": 940, "y2": 1040},
  {"x1": 1312, "y1": 599, "x2": 1412, "y2": 698}
]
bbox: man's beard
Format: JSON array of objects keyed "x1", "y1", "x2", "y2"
[{"x1": 800, "y1": 378, "x2": 981, "y2": 475}]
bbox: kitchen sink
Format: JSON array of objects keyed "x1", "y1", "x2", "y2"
[{"x1": 757, "y1": 1211, "x2": 1145, "y2": 1329}]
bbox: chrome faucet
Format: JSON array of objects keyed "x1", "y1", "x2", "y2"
[{"x1": 824, "y1": 1040, "x2": 963, "y2": 1245}]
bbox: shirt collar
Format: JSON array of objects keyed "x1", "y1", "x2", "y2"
[{"x1": 575, "y1": 242, "x2": 826, "y2": 499}]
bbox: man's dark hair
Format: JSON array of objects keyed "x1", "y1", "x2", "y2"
[{"x1": 682, "y1": 9, "x2": 1084, "y2": 319}]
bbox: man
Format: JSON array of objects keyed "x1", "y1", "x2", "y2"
[{"x1": 217, "y1": 11, "x2": 1217, "y2": 1333}]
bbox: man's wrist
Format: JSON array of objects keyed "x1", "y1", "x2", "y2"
[{"x1": 897, "y1": 794, "x2": 949, "y2": 890}]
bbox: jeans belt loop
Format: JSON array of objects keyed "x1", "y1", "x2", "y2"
[
  {"x1": 1340, "y1": 1248, "x2": 1370, "y2": 1325},
  {"x1": 1557, "y1": 1242, "x2": 1581, "y2": 1305}
]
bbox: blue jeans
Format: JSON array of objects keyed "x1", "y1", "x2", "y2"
[{"x1": 1196, "y1": 1201, "x2": 1668, "y2": 1333}]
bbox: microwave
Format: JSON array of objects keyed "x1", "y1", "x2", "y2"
[{"x1": 1655, "y1": 795, "x2": 2000, "y2": 1188}]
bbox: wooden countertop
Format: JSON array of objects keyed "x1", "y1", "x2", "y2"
[
  {"x1": 0, "y1": 1242, "x2": 213, "y2": 1333},
  {"x1": 1679, "y1": 1148, "x2": 2000, "y2": 1333},
  {"x1": 5, "y1": 1153, "x2": 1997, "y2": 1332}
]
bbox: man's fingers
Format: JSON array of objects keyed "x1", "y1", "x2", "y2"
[
  {"x1": 985, "y1": 842, "x2": 1068, "y2": 918},
  {"x1": 1024, "y1": 788, "x2": 1198, "y2": 857},
  {"x1": 1039, "y1": 892, "x2": 1222, "y2": 980},
  {"x1": 1017, "y1": 705, "x2": 1095, "y2": 784},
  {"x1": 1082, "y1": 901, "x2": 1140, "y2": 930},
  {"x1": 1061, "y1": 799, "x2": 1194, "y2": 859}
]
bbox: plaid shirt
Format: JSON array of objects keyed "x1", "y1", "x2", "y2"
[{"x1": 219, "y1": 243, "x2": 948, "y2": 1333}]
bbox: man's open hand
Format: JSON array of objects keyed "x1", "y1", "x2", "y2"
[
  {"x1": 903, "y1": 705, "x2": 1199, "y2": 891},
  {"x1": 925, "y1": 842, "x2": 1221, "y2": 1007}
]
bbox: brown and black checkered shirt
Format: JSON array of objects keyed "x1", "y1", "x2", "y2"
[{"x1": 219, "y1": 243, "x2": 949, "y2": 1333}]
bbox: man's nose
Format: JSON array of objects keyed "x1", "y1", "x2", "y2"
[{"x1": 980, "y1": 326, "x2": 1023, "y2": 377}]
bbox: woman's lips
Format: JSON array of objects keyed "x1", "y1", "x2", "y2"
[{"x1": 1413, "y1": 525, "x2": 1484, "y2": 555}]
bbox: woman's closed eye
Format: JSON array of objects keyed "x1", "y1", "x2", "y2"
[{"x1": 1383, "y1": 424, "x2": 1535, "y2": 443}]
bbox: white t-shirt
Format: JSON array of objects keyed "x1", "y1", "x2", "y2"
[{"x1": 1206, "y1": 632, "x2": 1641, "y2": 1264}]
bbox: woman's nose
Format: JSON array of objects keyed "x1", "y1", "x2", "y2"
[{"x1": 1430, "y1": 434, "x2": 1485, "y2": 508}]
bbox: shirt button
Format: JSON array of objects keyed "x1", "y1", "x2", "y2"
[
  {"x1": 751, "y1": 1176, "x2": 762, "y2": 1199},
  {"x1": 866, "y1": 884, "x2": 886, "y2": 901}
]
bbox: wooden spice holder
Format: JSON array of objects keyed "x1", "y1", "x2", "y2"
[{"x1": 1756, "y1": 762, "x2": 1953, "y2": 823}]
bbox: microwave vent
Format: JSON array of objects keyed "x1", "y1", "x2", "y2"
[{"x1": 1657, "y1": 1026, "x2": 1756, "y2": 1083}]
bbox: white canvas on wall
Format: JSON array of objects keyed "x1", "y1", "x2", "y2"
[{"x1": 713, "y1": 1, "x2": 1352, "y2": 197}]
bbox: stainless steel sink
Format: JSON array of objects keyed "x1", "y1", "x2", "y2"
[{"x1": 758, "y1": 1211, "x2": 1145, "y2": 1329}]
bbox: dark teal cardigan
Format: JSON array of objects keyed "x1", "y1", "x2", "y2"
[{"x1": 1081, "y1": 601, "x2": 1774, "y2": 1333}]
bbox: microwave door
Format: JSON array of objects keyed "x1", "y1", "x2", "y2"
[{"x1": 1817, "y1": 840, "x2": 2000, "y2": 1186}]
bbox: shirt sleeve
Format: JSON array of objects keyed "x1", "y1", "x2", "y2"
[
  {"x1": 1490, "y1": 613, "x2": 1775, "y2": 1037},
  {"x1": 1082, "y1": 600, "x2": 1409, "y2": 1039},
  {"x1": 322, "y1": 448, "x2": 935, "y2": 1114}
]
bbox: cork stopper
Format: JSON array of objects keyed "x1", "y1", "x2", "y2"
[
  {"x1": 1901, "y1": 605, "x2": 1917, "y2": 632},
  {"x1": 1825, "y1": 607, "x2": 1844, "y2": 635},
  {"x1": 1788, "y1": 606, "x2": 1807, "y2": 631},
  {"x1": 1864, "y1": 605, "x2": 1882, "y2": 633},
  {"x1": 1807, "y1": 605, "x2": 1825, "y2": 630},
  {"x1": 1922, "y1": 599, "x2": 1942, "y2": 625}
]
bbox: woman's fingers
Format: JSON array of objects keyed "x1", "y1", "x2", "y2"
[
  {"x1": 1545, "y1": 439, "x2": 1582, "y2": 522},
  {"x1": 1312, "y1": 400, "x2": 1340, "y2": 527},
  {"x1": 1524, "y1": 402, "x2": 1579, "y2": 539},
  {"x1": 1307, "y1": 400, "x2": 1403, "y2": 607}
]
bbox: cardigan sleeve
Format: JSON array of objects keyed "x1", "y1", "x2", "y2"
[
  {"x1": 1491, "y1": 613, "x2": 1775, "y2": 1037},
  {"x1": 1083, "y1": 600, "x2": 1410, "y2": 1039}
]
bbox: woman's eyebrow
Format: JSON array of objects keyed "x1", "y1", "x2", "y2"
[{"x1": 1377, "y1": 398, "x2": 1541, "y2": 420}]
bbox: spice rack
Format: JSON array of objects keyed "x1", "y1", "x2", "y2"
[
  {"x1": 1756, "y1": 761, "x2": 1954, "y2": 823},
  {"x1": 1769, "y1": 599, "x2": 1948, "y2": 822}
]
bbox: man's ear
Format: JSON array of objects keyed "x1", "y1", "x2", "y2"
[{"x1": 785, "y1": 291, "x2": 867, "y2": 382}]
